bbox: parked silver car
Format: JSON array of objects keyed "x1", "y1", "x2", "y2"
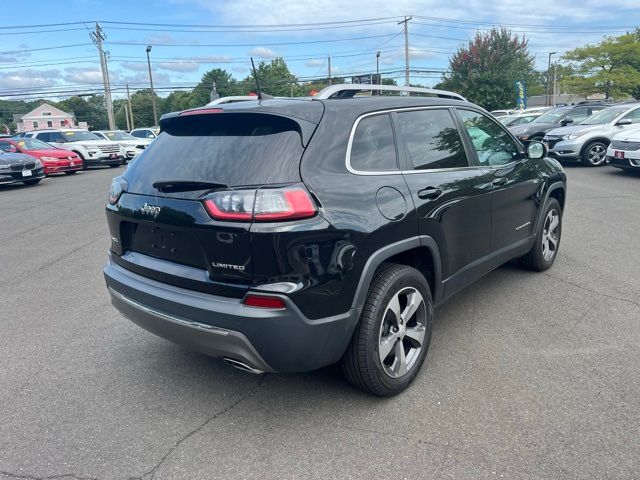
[{"x1": 543, "y1": 104, "x2": 640, "y2": 166}]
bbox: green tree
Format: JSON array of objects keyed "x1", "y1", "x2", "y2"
[
  {"x1": 58, "y1": 95, "x2": 108, "y2": 130},
  {"x1": 191, "y1": 68, "x2": 239, "y2": 106},
  {"x1": 244, "y1": 57, "x2": 298, "y2": 97},
  {"x1": 437, "y1": 28, "x2": 536, "y2": 110},
  {"x1": 562, "y1": 30, "x2": 640, "y2": 100}
]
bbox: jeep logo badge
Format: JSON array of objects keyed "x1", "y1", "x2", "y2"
[{"x1": 141, "y1": 203, "x2": 161, "y2": 217}]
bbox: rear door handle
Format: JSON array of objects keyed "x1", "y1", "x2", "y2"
[
  {"x1": 492, "y1": 177, "x2": 508, "y2": 186},
  {"x1": 417, "y1": 187, "x2": 442, "y2": 200}
]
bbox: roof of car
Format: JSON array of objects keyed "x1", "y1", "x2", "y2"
[{"x1": 164, "y1": 95, "x2": 474, "y2": 126}]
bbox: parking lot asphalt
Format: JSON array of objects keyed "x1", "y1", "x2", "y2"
[{"x1": 0, "y1": 165, "x2": 639, "y2": 480}]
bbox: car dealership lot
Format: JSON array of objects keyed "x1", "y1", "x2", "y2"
[{"x1": 0, "y1": 166, "x2": 639, "y2": 479}]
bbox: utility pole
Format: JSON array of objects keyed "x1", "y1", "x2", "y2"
[
  {"x1": 376, "y1": 51, "x2": 381, "y2": 84},
  {"x1": 91, "y1": 23, "x2": 115, "y2": 130},
  {"x1": 126, "y1": 83, "x2": 134, "y2": 130},
  {"x1": 398, "y1": 16, "x2": 412, "y2": 90},
  {"x1": 552, "y1": 63, "x2": 557, "y2": 107},
  {"x1": 124, "y1": 103, "x2": 130, "y2": 131},
  {"x1": 327, "y1": 55, "x2": 331, "y2": 86},
  {"x1": 146, "y1": 45, "x2": 158, "y2": 126},
  {"x1": 546, "y1": 52, "x2": 556, "y2": 107}
]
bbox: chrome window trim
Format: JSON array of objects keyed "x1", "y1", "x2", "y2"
[{"x1": 346, "y1": 106, "x2": 482, "y2": 176}]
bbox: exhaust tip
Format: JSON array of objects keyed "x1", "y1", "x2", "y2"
[{"x1": 223, "y1": 357, "x2": 265, "y2": 375}]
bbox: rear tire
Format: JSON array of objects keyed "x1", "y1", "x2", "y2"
[
  {"x1": 582, "y1": 141, "x2": 608, "y2": 167},
  {"x1": 519, "y1": 198, "x2": 562, "y2": 271},
  {"x1": 342, "y1": 264, "x2": 433, "y2": 396}
]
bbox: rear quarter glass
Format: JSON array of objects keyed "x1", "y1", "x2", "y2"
[{"x1": 123, "y1": 113, "x2": 305, "y2": 199}]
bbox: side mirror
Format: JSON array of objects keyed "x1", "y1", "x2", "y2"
[
  {"x1": 527, "y1": 141, "x2": 547, "y2": 160},
  {"x1": 616, "y1": 119, "x2": 632, "y2": 126},
  {"x1": 560, "y1": 118, "x2": 574, "y2": 126}
]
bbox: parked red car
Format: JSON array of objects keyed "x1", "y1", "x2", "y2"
[{"x1": 0, "y1": 138, "x2": 82, "y2": 175}]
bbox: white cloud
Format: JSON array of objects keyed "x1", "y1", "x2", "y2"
[
  {"x1": 119, "y1": 62, "x2": 149, "y2": 72},
  {"x1": 156, "y1": 61, "x2": 200, "y2": 72},
  {"x1": 63, "y1": 68, "x2": 103, "y2": 84},
  {"x1": 0, "y1": 69, "x2": 59, "y2": 91},
  {"x1": 248, "y1": 47, "x2": 277, "y2": 58},
  {"x1": 305, "y1": 58, "x2": 325, "y2": 68}
]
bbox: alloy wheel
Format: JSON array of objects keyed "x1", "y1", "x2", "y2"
[
  {"x1": 587, "y1": 144, "x2": 606, "y2": 165},
  {"x1": 542, "y1": 209, "x2": 560, "y2": 261},
  {"x1": 378, "y1": 287, "x2": 427, "y2": 378}
]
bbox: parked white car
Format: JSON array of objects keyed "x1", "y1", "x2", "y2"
[
  {"x1": 93, "y1": 130, "x2": 152, "y2": 160},
  {"x1": 130, "y1": 127, "x2": 160, "y2": 140},
  {"x1": 607, "y1": 128, "x2": 640, "y2": 172},
  {"x1": 23, "y1": 129, "x2": 123, "y2": 169}
]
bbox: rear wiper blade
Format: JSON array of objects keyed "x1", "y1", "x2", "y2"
[{"x1": 152, "y1": 179, "x2": 228, "y2": 193}]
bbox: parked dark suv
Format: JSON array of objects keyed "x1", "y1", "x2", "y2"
[{"x1": 103, "y1": 84, "x2": 567, "y2": 396}]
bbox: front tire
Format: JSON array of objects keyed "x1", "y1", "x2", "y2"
[
  {"x1": 23, "y1": 179, "x2": 41, "y2": 185},
  {"x1": 582, "y1": 141, "x2": 608, "y2": 167},
  {"x1": 342, "y1": 264, "x2": 433, "y2": 396},
  {"x1": 519, "y1": 198, "x2": 562, "y2": 271},
  {"x1": 74, "y1": 152, "x2": 87, "y2": 170},
  {"x1": 65, "y1": 171, "x2": 77, "y2": 175}
]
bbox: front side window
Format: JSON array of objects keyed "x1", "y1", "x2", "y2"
[
  {"x1": 130, "y1": 130, "x2": 143, "y2": 138},
  {"x1": 395, "y1": 109, "x2": 468, "y2": 170},
  {"x1": 457, "y1": 109, "x2": 519, "y2": 167},
  {"x1": 35, "y1": 132, "x2": 51, "y2": 142},
  {"x1": 349, "y1": 114, "x2": 397, "y2": 172},
  {"x1": 48, "y1": 132, "x2": 66, "y2": 143},
  {"x1": 565, "y1": 107, "x2": 588, "y2": 124},
  {"x1": 620, "y1": 107, "x2": 640, "y2": 123}
]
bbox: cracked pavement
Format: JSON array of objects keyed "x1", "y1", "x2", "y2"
[{"x1": 1, "y1": 165, "x2": 639, "y2": 479}]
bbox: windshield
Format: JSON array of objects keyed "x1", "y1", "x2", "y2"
[
  {"x1": 103, "y1": 131, "x2": 136, "y2": 141},
  {"x1": 580, "y1": 106, "x2": 628, "y2": 125},
  {"x1": 14, "y1": 138, "x2": 53, "y2": 151},
  {"x1": 533, "y1": 108, "x2": 570, "y2": 124},
  {"x1": 62, "y1": 130, "x2": 100, "y2": 142}
]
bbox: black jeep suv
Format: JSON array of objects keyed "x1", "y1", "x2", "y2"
[{"x1": 104, "y1": 84, "x2": 566, "y2": 396}]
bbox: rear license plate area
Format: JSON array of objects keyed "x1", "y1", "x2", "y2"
[{"x1": 125, "y1": 223, "x2": 203, "y2": 269}]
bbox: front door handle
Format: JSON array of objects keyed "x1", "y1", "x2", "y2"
[
  {"x1": 492, "y1": 177, "x2": 508, "y2": 186},
  {"x1": 417, "y1": 187, "x2": 442, "y2": 200}
]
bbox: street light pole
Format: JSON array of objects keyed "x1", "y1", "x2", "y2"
[
  {"x1": 146, "y1": 45, "x2": 158, "y2": 126},
  {"x1": 376, "y1": 51, "x2": 380, "y2": 84},
  {"x1": 546, "y1": 52, "x2": 557, "y2": 107}
]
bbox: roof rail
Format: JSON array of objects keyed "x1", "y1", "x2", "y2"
[{"x1": 313, "y1": 83, "x2": 466, "y2": 101}]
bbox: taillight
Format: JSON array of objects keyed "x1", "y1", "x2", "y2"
[
  {"x1": 108, "y1": 176, "x2": 128, "y2": 205},
  {"x1": 243, "y1": 294, "x2": 287, "y2": 309},
  {"x1": 202, "y1": 186, "x2": 317, "y2": 222}
]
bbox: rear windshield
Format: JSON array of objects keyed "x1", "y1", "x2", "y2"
[{"x1": 124, "y1": 113, "x2": 304, "y2": 197}]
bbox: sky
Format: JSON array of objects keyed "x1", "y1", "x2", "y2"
[{"x1": 0, "y1": 0, "x2": 639, "y2": 101}]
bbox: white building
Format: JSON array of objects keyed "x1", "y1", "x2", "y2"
[{"x1": 14, "y1": 103, "x2": 78, "y2": 132}]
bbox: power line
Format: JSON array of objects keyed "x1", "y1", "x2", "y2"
[
  {"x1": 0, "y1": 43, "x2": 92, "y2": 55},
  {"x1": 106, "y1": 33, "x2": 399, "y2": 48}
]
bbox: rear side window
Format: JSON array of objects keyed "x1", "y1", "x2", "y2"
[
  {"x1": 350, "y1": 114, "x2": 397, "y2": 172},
  {"x1": 124, "y1": 113, "x2": 304, "y2": 197},
  {"x1": 395, "y1": 109, "x2": 468, "y2": 170}
]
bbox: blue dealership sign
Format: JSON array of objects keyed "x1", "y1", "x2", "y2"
[{"x1": 514, "y1": 81, "x2": 527, "y2": 110}]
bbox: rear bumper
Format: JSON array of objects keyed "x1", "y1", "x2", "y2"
[{"x1": 103, "y1": 258, "x2": 360, "y2": 373}]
